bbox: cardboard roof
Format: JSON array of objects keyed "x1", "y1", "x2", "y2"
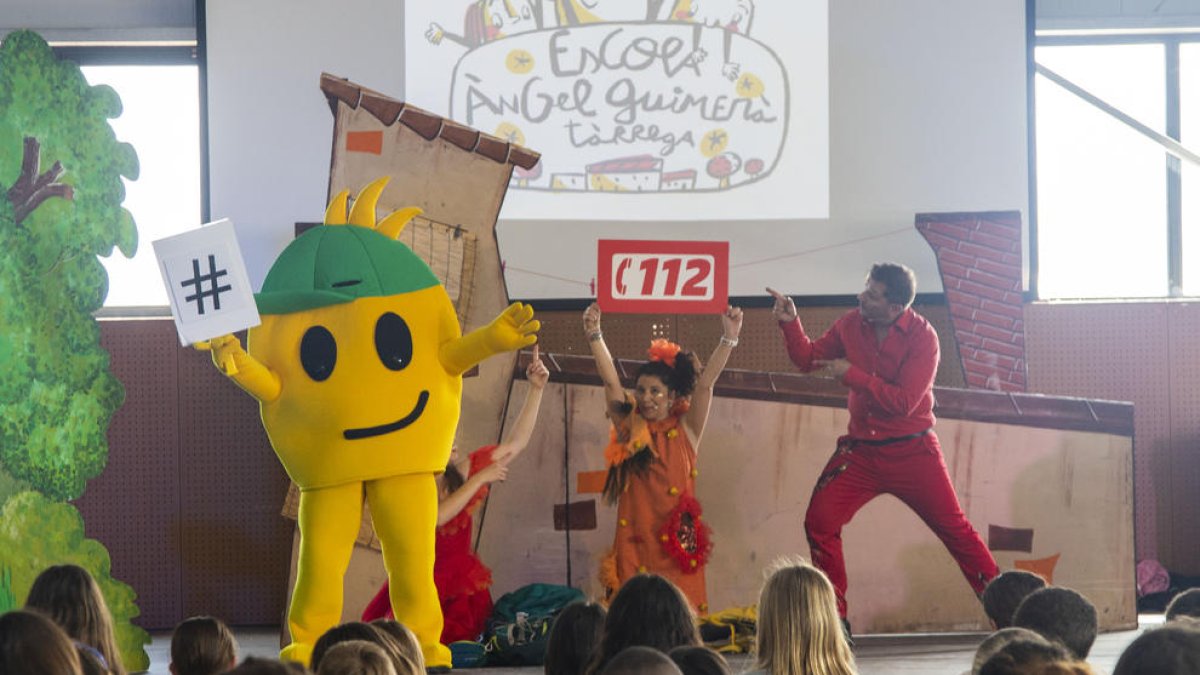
[{"x1": 319, "y1": 72, "x2": 540, "y2": 171}]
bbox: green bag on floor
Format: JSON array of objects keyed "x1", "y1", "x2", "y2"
[{"x1": 482, "y1": 583, "x2": 585, "y2": 666}]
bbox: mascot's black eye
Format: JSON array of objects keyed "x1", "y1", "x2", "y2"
[
  {"x1": 375, "y1": 312, "x2": 413, "y2": 371},
  {"x1": 300, "y1": 326, "x2": 337, "y2": 382}
]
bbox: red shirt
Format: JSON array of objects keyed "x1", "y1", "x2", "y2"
[{"x1": 779, "y1": 307, "x2": 937, "y2": 439}]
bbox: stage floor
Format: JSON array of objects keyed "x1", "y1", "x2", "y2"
[{"x1": 146, "y1": 617, "x2": 1163, "y2": 674}]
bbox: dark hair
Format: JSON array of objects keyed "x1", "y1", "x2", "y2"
[
  {"x1": 226, "y1": 656, "x2": 309, "y2": 674},
  {"x1": 171, "y1": 616, "x2": 238, "y2": 675},
  {"x1": 311, "y1": 622, "x2": 406, "y2": 672},
  {"x1": 0, "y1": 609, "x2": 83, "y2": 675},
  {"x1": 983, "y1": 571, "x2": 1048, "y2": 629},
  {"x1": 869, "y1": 263, "x2": 917, "y2": 308},
  {"x1": 25, "y1": 563, "x2": 126, "y2": 675},
  {"x1": 1166, "y1": 588, "x2": 1200, "y2": 622},
  {"x1": 587, "y1": 575, "x2": 699, "y2": 675},
  {"x1": 979, "y1": 638, "x2": 1076, "y2": 675},
  {"x1": 599, "y1": 646, "x2": 682, "y2": 675},
  {"x1": 1012, "y1": 587, "x2": 1098, "y2": 659},
  {"x1": 636, "y1": 351, "x2": 699, "y2": 399},
  {"x1": 544, "y1": 602, "x2": 607, "y2": 675},
  {"x1": 1113, "y1": 622, "x2": 1200, "y2": 675},
  {"x1": 442, "y1": 461, "x2": 466, "y2": 493},
  {"x1": 668, "y1": 646, "x2": 730, "y2": 675}
]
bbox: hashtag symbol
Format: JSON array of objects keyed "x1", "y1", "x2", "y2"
[{"x1": 180, "y1": 254, "x2": 232, "y2": 315}]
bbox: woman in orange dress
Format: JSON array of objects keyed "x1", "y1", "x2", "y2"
[
  {"x1": 582, "y1": 303, "x2": 743, "y2": 614},
  {"x1": 362, "y1": 346, "x2": 550, "y2": 642}
]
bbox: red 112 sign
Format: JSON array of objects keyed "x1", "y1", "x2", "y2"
[{"x1": 597, "y1": 240, "x2": 729, "y2": 314}]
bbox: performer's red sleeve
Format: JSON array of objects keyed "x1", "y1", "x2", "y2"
[{"x1": 780, "y1": 316, "x2": 845, "y2": 371}]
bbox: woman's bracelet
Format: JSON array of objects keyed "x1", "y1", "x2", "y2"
[
  {"x1": 719, "y1": 336, "x2": 738, "y2": 348},
  {"x1": 587, "y1": 330, "x2": 604, "y2": 342}
]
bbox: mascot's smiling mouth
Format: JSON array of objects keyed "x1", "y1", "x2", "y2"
[{"x1": 343, "y1": 390, "x2": 430, "y2": 440}]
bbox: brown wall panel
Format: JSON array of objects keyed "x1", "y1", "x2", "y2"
[
  {"x1": 176, "y1": 340, "x2": 293, "y2": 625},
  {"x1": 1025, "y1": 302, "x2": 1174, "y2": 569},
  {"x1": 79, "y1": 320, "x2": 184, "y2": 630},
  {"x1": 1166, "y1": 303, "x2": 1200, "y2": 572}
]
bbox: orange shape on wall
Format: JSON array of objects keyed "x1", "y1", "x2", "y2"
[
  {"x1": 1014, "y1": 553, "x2": 1061, "y2": 584},
  {"x1": 577, "y1": 470, "x2": 608, "y2": 494},
  {"x1": 346, "y1": 130, "x2": 384, "y2": 155}
]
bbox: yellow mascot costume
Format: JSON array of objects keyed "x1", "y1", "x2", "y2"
[{"x1": 201, "y1": 177, "x2": 538, "y2": 668}]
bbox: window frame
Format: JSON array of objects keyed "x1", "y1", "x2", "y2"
[{"x1": 1029, "y1": 15, "x2": 1200, "y2": 299}]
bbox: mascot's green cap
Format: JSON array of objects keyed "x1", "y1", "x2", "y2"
[{"x1": 254, "y1": 225, "x2": 439, "y2": 315}]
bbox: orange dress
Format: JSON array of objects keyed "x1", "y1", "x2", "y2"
[{"x1": 601, "y1": 397, "x2": 712, "y2": 613}]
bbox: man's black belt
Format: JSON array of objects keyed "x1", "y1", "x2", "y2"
[{"x1": 851, "y1": 428, "x2": 931, "y2": 446}]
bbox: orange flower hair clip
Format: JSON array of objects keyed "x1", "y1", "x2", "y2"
[{"x1": 647, "y1": 339, "x2": 682, "y2": 368}]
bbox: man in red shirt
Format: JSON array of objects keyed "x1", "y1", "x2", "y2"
[{"x1": 769, "y1": 263, "x2": 998, "y2": 627}]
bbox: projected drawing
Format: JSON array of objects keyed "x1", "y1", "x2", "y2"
[
  {"x1": 411, "y1": 1, "x2": 801, "y2": 199},
  {"x1": 423, "y1": 0, "x2": 544, "y2": 49}
]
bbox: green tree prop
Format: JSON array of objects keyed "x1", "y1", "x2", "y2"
[
  {"x1": 0, "y1": 492, "x2": 150, "y2": 671},
  {"x1": 0, "y1": 30, "x2": 137, "y2": 501},
  {"x1": 0, "y1": 31, "x2": 147, "y2": 670}
]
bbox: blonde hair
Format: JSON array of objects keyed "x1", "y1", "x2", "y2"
[
  {"x1": 754, "y1": 559, "x2": 855, "y2": 675},
  {"x1": 316, "y1": 640, "x2": 399, "y2": 675},
  {"x1": 25, "y1": 564, "x2": 126, "y2": 675},
  {"x1": 369, "y1": 619, "x2": 425, "y2": 673}
]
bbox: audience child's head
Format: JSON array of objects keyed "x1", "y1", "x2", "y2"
[
  {"x1": 972, "y1": 628, "x2": 1050, "y2": 675},
  {"x1": 170, "y1": 615, "x2": 239, "y2": 675},
  {"x1": 1112, "y1": 622, "x2": 1200, "y2": 675},
  {"x1": 588, "y1": 574, "x2": 699, "y2": 675},
  {"x1": 600, "y1": 646, "x2": 684, "y2": 675},
  {"x1": 979, "y1": 638, "x2": 1090, "y2": 675},
  {"x1": 667, "y1": 646, "x2": 731, "y2": 675},
  {"x1": 0, "y1": 609, "x2": 84, "y2": 675},
  {"x1": 24, "y1": 563, "x2": 126, "y2": 675},
  {"x1": 368, "y1": 619, "x2": 424, "y2": 672},
  {"x1": 754, "y1": 559, "x2": 855, "y2": 675},
  {"x1": 1165, "y1": 588, "x2": 1200, "y2": 622},
  {"x1": 983, "y1": 571, "x2": 1048, "y2": 629},
  {"x1": 544, "y1": 601, "x2": 607, "y2": 675},
  {"x1": 226, "y1": 656, "x2": 309, "y2": 674},
  {"x1": 310, "y1": 622, "x2": 410, "y2": 674},
  {"x1": 1012, "y1": 587, "x2": 1098, "y2": 660},
  {"x1": 315, "y1": 640, "x2": 398, "y2": 675}
]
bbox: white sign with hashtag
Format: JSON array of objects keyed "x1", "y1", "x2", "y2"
[{"x1": 153, "y1": 219, "x2": 261, "y2": 346}]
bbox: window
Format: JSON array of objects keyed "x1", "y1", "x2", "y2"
[
  {"x1": 1181, "y1": 43, "x2": 1200, "y2": 296},
  {"x1": 1033, "y1": 33, "x2": 1200, "y2": 299},
  {"x1": 71, "y1": 48, "x2": 202, "y2": 309}
]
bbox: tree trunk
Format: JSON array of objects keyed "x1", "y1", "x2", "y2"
[{"x1": 7, "y1": 136, "x2": 73, "y2": 225}]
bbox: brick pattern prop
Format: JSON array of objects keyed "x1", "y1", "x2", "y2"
[
  {"x1": 477, "y1": 352, "x2": 1135, "y2": 634},
  {"x1": 917, "y1": 211, "x2": 1028, "y2": 392}
]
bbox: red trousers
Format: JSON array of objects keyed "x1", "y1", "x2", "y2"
[{"x1": 804, "y1": 432, "x2": 998, "y2": 617}]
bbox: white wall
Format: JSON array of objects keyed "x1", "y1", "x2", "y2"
[
  {"x1": 204, "y1": 1, "x2": 1029, "y2": 298},
  {"x1": 204, "y1": 0, "x2": 405, "y2": 290}
]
